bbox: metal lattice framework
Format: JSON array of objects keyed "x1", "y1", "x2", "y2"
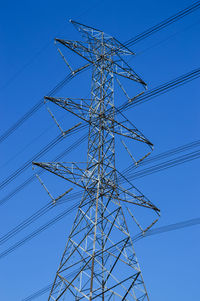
[{"x1": 33, "y1": 20, "x2": 160, "y2": 301}]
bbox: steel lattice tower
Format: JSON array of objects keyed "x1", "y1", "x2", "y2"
[{"x1": 33, "y1": 20, "x2": 160, "y2": 301}]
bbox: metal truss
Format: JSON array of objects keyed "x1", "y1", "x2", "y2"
[{"x1": 33, "y1": 20, "x2": 160, "y2": 301}]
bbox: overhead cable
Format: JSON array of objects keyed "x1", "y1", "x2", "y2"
[{"x1": 1, "y1": 1, "x2": 200, "y2": 144}]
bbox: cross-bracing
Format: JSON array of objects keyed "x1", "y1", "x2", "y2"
[{"x1": 33, "y1": 20, "x2": 160, "y2": 301}]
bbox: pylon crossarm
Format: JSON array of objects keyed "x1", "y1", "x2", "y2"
[
  {"x1": 33, "y1": 161, "x2": 96, "y2": 189},
  {"x1": 55, "y1": 37, "x2": 113, "y2": 70},
  {"x1": 115, "y1": 108, "x2": 153, "y2": 145},
  {"x1": 70, "y1": 19, "x2": 104, "y2": 39},
  {"x1": 112, "y1": 37, "x2": 135, "y2": 55},
  {"x1": 111, "y1": 182, "x2": 160, "y2": 213},
  {"x1": 45, "y1": 108, "x2": 151, "y2": 145},
  {"x1": 115, "y1": 169, "x2": 160, "y2": 213},
  {"x1": 118, "y1": 196, "x2": 160, "y2": 211},
  {"x1": 55, "y1": 39, "x2": 96, "y2": 64},
  {"x1": 70, "y1": 19, "x2": 135, "y2": 57},
  {"x1": 73, "y1": 62, "x2": 91, "y2": 75},
  {"x1": 34, "y1": 166, "x2": 73, "y2": 204},
  {"x1": 55, "y1": 29, "x2": 146, "y2": 88},
  {"x1": 89, "y1": 52, "x2": 146, "y2": 85},
  {"x1": 45, "y1": 96, "x2": 92, "y2": 122},
  {"x1": 111, "y1": 119, "x2": 152, "y2": 145},
  {"x1": 113, "y1": 52, "x2": 147, "y2": 86}
]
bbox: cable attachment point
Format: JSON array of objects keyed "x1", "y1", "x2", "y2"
[{"x1": 32, "y1": 164, "x2": 73, "y2": 204}]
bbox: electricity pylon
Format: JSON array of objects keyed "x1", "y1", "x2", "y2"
[{"x1": 33, "y1": 20, "x2": 160, "y2": 301}]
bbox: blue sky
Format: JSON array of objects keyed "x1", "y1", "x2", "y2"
[{"x1": 0, "y1": 0, "x2": 200, "y2": 300}]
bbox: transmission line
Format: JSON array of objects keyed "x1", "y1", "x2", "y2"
[
  {"x1": 14, "y1": 12, "x2": 200, "y2": 299},
  {"x1": 0, "y1": 69, "x2": 197, "y2": 269},
  {"x1": 1, "y1": 138, "x2": 199, "y2": 247},
  {"x1": 1, "y1": 144, "x2": 199, "y2": 259},
  {"x1": 118, "y1": 67, "x2": 200, "y2": 113},
  {"x1": 0, "y1": 198, "x2": 85, "y2": 260},
  {"x1": 124, "y1": 0, "x2": 200, "y2": 48},
  {"x1": 0, "y1": 72, "x2": 74, "y2": 144},
  {"x1": 0, "y1": 202, "x2": 53, "y2": 245},
  {"x1": 0, "y1": 196, "x2": 99, "y2": 263},
  {"x1": 0, "y1": 135, "x2": 63, "y2": 191},
  {"x1": 1, "y1": 66, "x2": 199, "y2": 195},
  {"x1": 120, "y1": 149, "x2": 200, "y2": 182},
  {"x1": 0, "y1": 190, "x2": 81, "y2": 246},
  {"x1": 0, "y1": 132, "x2": 88, "y2": 207},
  {"x1": 0, "y1": 0, "x2": 104, "y2": 93},
  {"x1": 0, "y1": 123, "x2": 87, "y2": 192},
  {"x1": 21, "y1": 215, "x2": 200, "y2": 301},
  {"x1": 1, "y1": 1, "x2": 199, "y2": 145},
  {"x1": 139, "y1": 217, "x2": 200, "y2": 239},
  {"x1": 122, "y1": 139, "x2": 200, "y2": 175}
]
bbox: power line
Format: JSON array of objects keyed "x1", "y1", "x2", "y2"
[
  {"x1": 0, "y1": 202, "x2": 52, "y2": 246},
  {"x1": 124, "y1": 1, "x2": 200, "y2": 48},
  {"x1": 13, "y1": 11, "x2": 200, "y2": 298},
  {"x1": 0, "y1": 135, "x2": 88, "y2": 243},
  {"x1": 22, "y1": 282, "x2": 53, "y2": 301},
  {"x1": 2, "y1": 57, "x2": 198, "y2": 190},
  {"x1": 0, "y1": 69, "x2": 197, "y2": 273},
  {"x1": 118, "y1": 67, "x2": 200, "y2": 113},
  {"x1": 0, "y1": 135, "x2": 63, "y2": 191},
  {"x1": 0, "y1": 190, "x2": 81, "y2": 246},
  {"x1": 0, "y1": 132, "x2": 88, "y2": 207},
  {"x1": 122, "y1": 139, "x2": 200, "y2": 175},
  {"x1": 0, "y1": 199, "x2": 83, "y2": 260},
  {"x1": 120, "y1": 149, "x2": 200, "y2": 182},
  {"x1": 21, "y1": 215, "x2": 200, "y2": 301},
  {"x1": 21, "y1": 271, "x2": 80, "y2": 301},
  {"x1": 0, "y1": 65, "x2": 90, "y2": 145},
  {"x1": 0, "y1": 0, "x2": 103, "y2": 91},
  {"x1": 0, "y1": 123, "x2": 87, "y2": 192},
  {"x1": 0, "y1": 40, "x2": 54, "y2": 91},
  {"x1": 1, "y1": 66, "x2": 199, "y2": 195},
  {"x1": 0, "y1": 72, "x2": 73, "y2": 144},
  {"x1": 136, "y1": 19, "x2": 200, "y2": 57},
  {"x1": 1, "y1": 1, "x2": 200, "y2": 145},
  {"x1": 140, "y1": 217, "x2": 200, "y2": 239},
  {"x1": 1, "y1": 138, "x2": 199, "y2": 246},
  {"x1": 1, "y1": 144, "x2": 199, "y2": 259}
]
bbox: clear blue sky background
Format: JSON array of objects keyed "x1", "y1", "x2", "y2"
[{"x1": 0, "y1": 0, "x2": 200, "y2": 300}]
